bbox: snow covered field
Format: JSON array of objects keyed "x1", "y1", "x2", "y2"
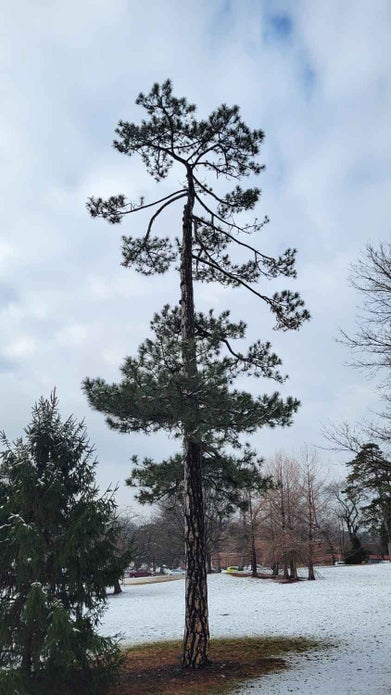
[{"x1": 100, "y1": 564, "x2": 391, "y2": 694}]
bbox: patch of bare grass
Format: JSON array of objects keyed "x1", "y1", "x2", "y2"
[{"x1": 108, "y1": 636, "x2": 324, "y2": 694}]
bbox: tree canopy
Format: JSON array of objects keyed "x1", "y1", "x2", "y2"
[
  {"x1": 87, "y1": 80, "x2": 309, "y2": 331},
  {"x1": 84, "y1": 305, "x2": 300, "y2": 444}
]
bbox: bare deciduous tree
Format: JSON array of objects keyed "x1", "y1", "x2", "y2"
[{"x1": 339, "y1": 242, "x2": 391, "y2": 443}]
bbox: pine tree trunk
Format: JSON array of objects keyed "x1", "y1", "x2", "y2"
[
  {"x1": 181, "y1": 168, "x2": 209, "y2": 668},
  {"x1": 183, "y1": 438, "x2": 209, "y2": 667}
]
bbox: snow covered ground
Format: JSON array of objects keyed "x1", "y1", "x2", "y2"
[{"x1": 100, "y1": 563, "x2": 391, "y2": 694}]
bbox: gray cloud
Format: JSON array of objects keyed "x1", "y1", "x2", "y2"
[{"x1": 1, "y1": 0, "x2": 390, "y2": 507}]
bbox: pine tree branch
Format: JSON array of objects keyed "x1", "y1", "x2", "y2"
[
  {"x1": 194, "y1": 193, "x2": 258, "y2": 235},
  {"x1": 191, "y1": 237, "x2": 272, "y2": 305},
  {"x1": 145, "y1": 192, "x2": 187, "y2": 239},
  {"x1": 193, "y1": 214, "x2": 271, "y2": 266}
]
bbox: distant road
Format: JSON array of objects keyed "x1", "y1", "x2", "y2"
[{"x1": 121, "y1": 575, "x2": 184, "y2": 586}]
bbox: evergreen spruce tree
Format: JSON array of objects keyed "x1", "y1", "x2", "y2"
[
  {"x1": 84, "y1": 80, "x2": 309, "y2": 667},
  {"x1": 334, "y1": 485, "x2": 368, "y2": 564},
  {"x1": 345, "y1": 443, "x2": 391, "y2": 557},
  {"x1": 0, "y1": 393, "x2": 124, "y2": 692}
]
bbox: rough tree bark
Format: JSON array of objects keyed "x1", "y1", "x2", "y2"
[{"x1": 181, "y1": 167, "x2": 209, "y2": 667}]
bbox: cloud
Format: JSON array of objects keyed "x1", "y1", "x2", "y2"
[{"x1": 0, "y1": 0, "x2": 390, "y2": 507}]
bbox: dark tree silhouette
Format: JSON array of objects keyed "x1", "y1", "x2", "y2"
[
  {"x1": 345, "y1": 443, "x2": 391, "y2": 557},
  {"x1": 0, "y1": 393, "x2": 123, "y2": 691}
]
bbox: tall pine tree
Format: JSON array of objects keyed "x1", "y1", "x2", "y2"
[{"x1": 84, "y1": 80, "x2": 309, "y2": 667}]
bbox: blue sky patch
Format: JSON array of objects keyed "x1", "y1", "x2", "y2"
[{"x1": 264, "y1": 12, "x2": 294, "y2": 43}]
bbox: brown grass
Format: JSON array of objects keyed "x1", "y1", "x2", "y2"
[
  {"x1": 226, "y1": 571, "x2": 303, "y2": 583},
  {"x1": 107, "y1": 636, "x2": 324, "y2": 695}
]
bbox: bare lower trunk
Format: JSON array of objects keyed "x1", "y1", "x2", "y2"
[
  {"x1": 183, "y1": 439, "x2": 209, "y2": 667},
  {"x1": 181, "y1": 168, "x2": 209, "y2": 668}
]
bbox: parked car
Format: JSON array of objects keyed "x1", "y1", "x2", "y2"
[
  {"x1": 165, "y1": 568, "x2": 186, "y2": 575},
  {"x1": 128, "y1": 569, "x2": 152, "y2": 578},
  {"x1": 225, "y1": 566, "x2": 240, "y2": 573}
]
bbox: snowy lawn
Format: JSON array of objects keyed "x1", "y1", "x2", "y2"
[{"x1": 100, "y1": 563, "x2": 391, "y2": 694}]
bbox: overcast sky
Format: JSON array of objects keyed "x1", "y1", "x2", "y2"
[{"x1": 1, "y1": 0, "x2": 390, "y2": 511}]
